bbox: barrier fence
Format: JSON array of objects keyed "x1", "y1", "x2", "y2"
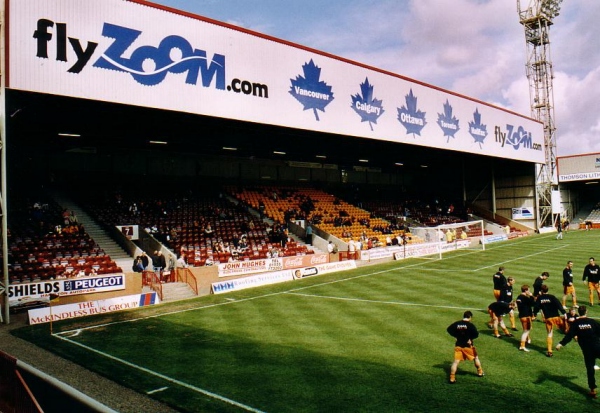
[{"x1": 0, "y1": 351, "x2": 43, "y2": 413}]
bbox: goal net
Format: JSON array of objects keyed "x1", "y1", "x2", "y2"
[{"x1": 409, "y1": 220, "x2": 485, "y2": 260}]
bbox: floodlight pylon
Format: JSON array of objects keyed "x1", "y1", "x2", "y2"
[{"x1": 517, "y1": 0, "x2": 561, "y2": 228}]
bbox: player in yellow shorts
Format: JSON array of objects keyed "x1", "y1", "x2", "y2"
[
  {"x1": 493, "y1": 266, "x2": 507, "y2": 300},
  {"x1": 516, "y1": 284, "x2": 535, "y2": 351},
  {"x1": 582, "y1": 257, "x2": 600, "y2": 306},
  {"x1": 534, "y1": 284, "x2": 567, "y2": 357},
  {"x1": 562, "y1": 260, "x2": 578, "y2": 309},
  {"x1": 447, "y1": 311, "x2": 484, "y2": 384}
]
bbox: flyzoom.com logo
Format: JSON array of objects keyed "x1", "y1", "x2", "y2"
[
  {"x1": 494, "y1": 124, "x2": 542, "y2": 151},
  {"x1": 33, "y1": 19, "x2": 269, "y2": 98}
]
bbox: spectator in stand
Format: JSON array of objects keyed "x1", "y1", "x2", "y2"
[
  {"x1": 176, "y1": 254, "x2": 188, "y2": 269},
  {"x1": 151, "y1": 250, "x2": 166, "y2": 273},
  {"x1": 140, "y1": 251, "x2": 150, "y2": 271},
  {"x1": 306, "y1": 224, "x2": 313, "y2": 244},
  {"x1": 62, "y1": 208, "x2": 70, "y2": 226},
  {"x1": 327, "y1": 241, "x2": 334, "y2": 255},
  {"x1": 348, "y1": 239, "x2": 356, "y2": 259},
  {"x1": 132, "y1": 257, "x2": 144, "y2": 273},
  {"x1": 67, "y1": 210, "x2": 78, "y2": 224}
]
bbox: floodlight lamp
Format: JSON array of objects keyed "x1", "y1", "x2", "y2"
[{"x1": 541, "y1": 0, "x2": 562, "y2": 19}]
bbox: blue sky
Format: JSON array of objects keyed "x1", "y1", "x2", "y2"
[{"x1": 151, "y1": 0, "x2": 600, "y2": 157}]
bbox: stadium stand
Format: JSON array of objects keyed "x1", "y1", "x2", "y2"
[{"x1": 7, "y1": 193, "x2": 122, "y2": 286}]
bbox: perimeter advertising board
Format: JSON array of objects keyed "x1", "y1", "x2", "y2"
[
  {"x1": 212, "y1": 261, "x2": 357, "y2": 294},
  {"x1": 28, "y1": 292, "x2": 159, "y2": 325},
  {"x1": 217, "y1": 253, "x2": 329, "y2": 277},
  {"x1": 8, "y1": 0, "x2": 544, "y2": 163},
  {"x1": 8, "y1": 274, "x2": 126, "y2": 306}
]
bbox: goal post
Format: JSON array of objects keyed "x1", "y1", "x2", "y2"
[{"x1": 410, "y1": 220, "x2": 485, "y2": 259}]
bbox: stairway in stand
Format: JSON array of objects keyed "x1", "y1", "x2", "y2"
[
  {"x1": 50, "y1": 191, "x2": 133, "y2": 271},
  {"x1": 160, "y1": 282, "x2": 197, "y2": 302}
]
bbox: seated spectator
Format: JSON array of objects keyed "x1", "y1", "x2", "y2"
[
  {"x1": 132, "y1": 257, "x2": 144, "y2": 273},
  {"x1": 176, "y1": 254, "x2": 188, "y2": 269}
]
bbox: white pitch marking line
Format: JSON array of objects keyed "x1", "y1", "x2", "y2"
[
  {"x1": 147, "y1": 386, "x2": 169, "y2": 395},
  {"x1": 413, "y1": 244, "x2": 569, "y2": 273},
  {"x1": 54, "y1": 334, "x2": 266, "y2": 413},
  {"x1": 58, "y1": 232, "x2": 568, "y2": 336},
  {"x1": 471, "y1": 244, "x2": 568, "y2": 272}
]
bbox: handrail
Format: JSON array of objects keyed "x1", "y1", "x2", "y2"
[
  {"x1": 176, "y1": 268, "x2": 198, "y2": 295},
  {"x1": 146, "y1": 271, "x2": 163, "y2": 301},
  {"x1": 17, "y1": 359, "x2": 118, "y2": 413},
  {"x1": 15, "y1": 370, "x2": 44, "y2": 413}
]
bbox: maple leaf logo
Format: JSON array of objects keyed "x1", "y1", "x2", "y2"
[
  {"x1": 437, "y1": 100, "x2": 460, "y2": 142},
  {"x1": 468, "y1": 108, "x2": 488, "y2": 149},
  {"x1": 397, "y1": 89, "x2": 427, "y2": 137},
  {"x1": 289, "y1": 59, "x2": 334, "y2": 121},
  {"x1": 351, "y1": 77, "x2": 384, "y2": 131}
]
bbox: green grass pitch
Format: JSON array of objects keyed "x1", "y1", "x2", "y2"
[{"x1": 13, "y1": 229, "x2": 600, "y2": 412}]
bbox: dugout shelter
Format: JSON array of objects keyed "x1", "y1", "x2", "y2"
[{"x1": 0, "y1": 0, "x2": 546, "y2": 322}]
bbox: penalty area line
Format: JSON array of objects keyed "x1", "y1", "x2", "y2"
[{"x1": 53, "y1": 334, "x2": 266, "y2": 413}]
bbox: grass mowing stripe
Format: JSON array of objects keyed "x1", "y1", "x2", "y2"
[
  {"x1": 13, "y1": 230, "x2": 600, "y2": 412},
  {"x1": 287, "y1": 292, "x2": 478, "y2": 311},
  {"x1": 53, "y1": 333, "x2": 267, "y2": 413}
]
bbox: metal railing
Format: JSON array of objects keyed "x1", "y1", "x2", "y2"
[{"x1": 176, "y1": 267, "x2": 198, "y2": 295}]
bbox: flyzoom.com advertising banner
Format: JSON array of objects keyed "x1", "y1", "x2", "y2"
[{"x1": 8, "y1": 0, "x2": 544, "y2": 163}]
